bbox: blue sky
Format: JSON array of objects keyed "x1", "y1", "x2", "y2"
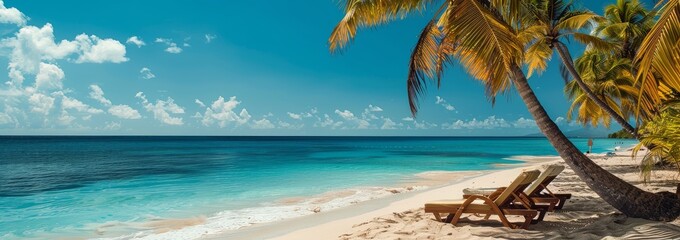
[{"x1": 0, "y1": 0, "x2": 634, "y2": 135}]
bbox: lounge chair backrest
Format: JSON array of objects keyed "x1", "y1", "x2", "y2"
[
  {"x1": 493, "y1": 170, "x2": 541, "y2": 206},
  {"x1": 524, "y1": 165, "x2": 563, "y2": 195},
  {"x1": 524, "y1": 165, "x2": 565, "y2": 196}
]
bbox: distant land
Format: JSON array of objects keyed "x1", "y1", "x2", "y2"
[{"x1": 525, "y1": 128, "x2": 613, "y2": 138}]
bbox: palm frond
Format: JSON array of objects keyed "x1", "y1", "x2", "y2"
[
  {"x1": 329, "y1": 0, "x2": 435, "y2": 53},
  {"x1": 634, "y1": 0, "x2": 680, "y2": 119}
]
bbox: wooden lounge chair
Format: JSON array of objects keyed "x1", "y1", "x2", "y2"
[
  {"x1": 462, "y1": 165, "x2": 572, "y2": 222},
  {"x1": 424, "y1": 170, "x2": 541, "y2": 229},
  {"x1": 524, "y1": 165, "x2": 572, "y2": 210}
]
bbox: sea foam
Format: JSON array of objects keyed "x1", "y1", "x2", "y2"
[{"x1": 97, "y1": 185, "x2": 425, "y2": 240}]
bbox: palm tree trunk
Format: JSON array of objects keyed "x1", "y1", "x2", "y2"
[
  {"x1": 509, "y1": 63, "x2": 680, "y2": 221},
  {"x1": 554, "y1": 41, "x2": 638, "y2": 138}
]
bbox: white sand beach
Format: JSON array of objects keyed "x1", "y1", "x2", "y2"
[{"x1": 207, "y1": 150, "x2": 680, "y2": 239}]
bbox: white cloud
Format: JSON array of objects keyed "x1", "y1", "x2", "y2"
[
  {"x1": 0, "y1": 0, "x2": 27, "y2": 26},
  {"x1": 4, "y1": 24, "x2": 76, "y2": 85},
  {"x1": 334, "y1": 109, "x2": 369, "y2": 129},
  {"x1": 126, "y1": 36, "x2": 145, "y2": 48},
  {"x1": 513, "y1": 117, "x2": 537, "y2": 128},
  {"x1": 89, "y1": 84, "x2": 111, "y2": 106},
  {"x1": 205, "y1": 34, "x2": 216, "y2": 43},
  {"x1": 402, "y1": 117, "x2": 414, "y2": 122},
  {"x1": 155, "y1": 38, "x2": 182, "y2": 54},
  {"x1": 335, "y1": 109, "x2": 355, "y2": 120},
  {"x1": 2, "y1": 23, "x2": 127, "y2": 86},
  {"x1": 104, "y1": 121, "x2": 121, "y2": 130},
  {"x1": 361, "y1": 104, "x2": 383, "y2": 120},
  {"x1": 57, "y1": 110, "x2": 76, "y2": 125},
  {"x1": 251, "y1": 118, "x2": 275, "y2": 129},
  {"x1": 381, "y1": 118, "x2": 400, "y2": 130},
  {"x1": 367, "y1": 104, "x2": 383, "y2": 112},
  {"x1": 200, "y1": 96, "x2": 251, "y2": 128},
  {"x1": 442, "y1": 116, "x2": 509, "y2": 130},
  {"x1": 287, "y1": 112, "x2": 302, "y2": 120},
  {"x1": 28, "y1": 93, "x2": 54, "y2": 115},
  {"x1": 0, "y1": 112, "x2": 14, "y2": 125},
  {"x1": 74, "y1": 34, "x2": 128, "y2": 63},
  {"x1": 61, "y1": 95, "x2": 103, "y2": 114},
  {"x1": 441, "y1": 116, "x2": 538, "y2": 130},
  {"x1": 278, "y1": 121, "x2": 303, "y2": 129},
  {"x1": 317, "y1": 114, "x2": 343, "y2": 129},
  {"x1": 108, "y1": 105, "x2": 141, "y2": 120},
  {"x1": 136, "y1": 92, "x2": 184, "y2": 125},
  {"x1": 140, "y1": 67, "x2": 155, "y2": 79},
  {"x1": 435, "y1": 96, "x2": 456, "y2": 111},
  {"x1": 413, "y1": 120, "x2": 437, "y2": 130},
  {"x1": 34, "y1": 63, "x2": 64, "y2": 90},
  {"x1": 195, "y1": 99, "x2": 205, "y2": 108}
]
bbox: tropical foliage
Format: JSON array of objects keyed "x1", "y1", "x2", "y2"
[
  {"x1": 634, "y1": 0, "x2": 680, "y2": 120},
  {"x1": 564, "y1": 52, "x2": 638, "y2": 128},
  {"x1": 634, "y1": 101, "x2": 680, "y2": 181}
]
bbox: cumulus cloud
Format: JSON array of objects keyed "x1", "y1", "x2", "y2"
[
  {"x1": 334, "y1": 109, "x2": 369, "y2": 129},
  {"x1": 89, "y1": 85, "x2": 142, "y2": 120},
  {"x1": 513, "y1": 117, "x2": 537, "y2": 128},
  {"x1": 278, "y1": 121, "x2": 303, "y2": 129},
  {"x1": 402, "y1": 117, "x2": 414, "y2": 122},
  {"x1": 317, "y1": 114, "x2": 343, "y2": 129},
  {"x1": 441, "y1": 116, "x2": 538, "y2": 130},
  {"x1": 287, "y1": 112, "x2": 302, "y2": 120},
  {"x1": 74, "y1": 34, "x2": 128, "y2": 63},
  {"x1": 126, "y1": 36, "x2": 145, "y2": 48},
  {"x1": 3, "y1": 23, "x2": 127, "y2": 86},
  {"x1": 61, "y1": 95, "x2": 103, "y2": 114},
  {"x1": 140, "y1": 67, "x2": 155, "y2": 79},
  {"x1": 251, "y1": 118, "x2": 275, "y2": 129},
  {"x1": 0, "y1": 0, "x2": 27, "y2": 26},
  {"x1": 381, "y1": 118, "x2": 400, "y2": 130},
  {"x1": 435, "y1": 96, "x2": 456, "y2": 111},
  {"x1": 155, "y1": 38, "x2": 182, "y2": 54},
  {"x1": 194, "y1": 99, "x2": 205, "y2": 108},
  {"x1": 200, "y1": 96, "x2": 251, "y2": 128},
  {"x1": 413, "y1": 120, "x2": 437, "y2": 130},
  {"x1": 28, "y1": 93, "x2": 54, "y2": 115},
  {"x1": 108, "y1": 105, "x2": 141, "y2": 119},
  {"x1": 205, "y1": 34, "x2": 216, "y2": 43},
  {"x1": 136, "y1": 92, "x2": 184, "y2": 125},
  {"x1": 361, "y1": 104, "x2": 383, "y2": 120},
  {"x1": 34, "y1": 63, "x2": 64, "y2": 90},
  {"x1": 104, "y1": 121, "x2": 121, "y2": 130},
  {"x1": 89, "y1": 85, "x2": 111, "y2": 106}
]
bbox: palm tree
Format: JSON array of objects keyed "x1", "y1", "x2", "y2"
[
  {"x1": 522, "y1": 0, "x2": 639, "y2": 137},
  {"x1": 564, "y1": 51, "x2": 639, "y2": 127},
  {"x1": 564, "y1": 0, "x2": 654, "y2": 131},
  {"x1": 329, "y1": 0, "x2": 680, "y2": 221},
  {"x1": 597, "y1": 0, "x2": 656, "y2": 60},
  {"x1": 635, "y1": 0, "x2": 680, "y2": 120}
]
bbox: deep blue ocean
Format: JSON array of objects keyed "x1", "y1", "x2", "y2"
[{"x1": 0, "y1": 136, "x2": 636, "y2": 239}]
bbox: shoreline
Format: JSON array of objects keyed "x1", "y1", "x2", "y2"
[
  {"x1": 261, "y1": 149, "x2": 680, "y2": 240},
  {"x1": 203, "y1": 156, "x2": 558, "y2": 239}
]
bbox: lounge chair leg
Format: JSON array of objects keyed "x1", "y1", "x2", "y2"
[
  {"x1": 483, "y1": 214, "x2": 491, "y2": 220},
  {"x1": 531, "y1": 209, "x2": 547, "y2": 224},
  {"x1": 521, "y1": 214, "x2": 535, "y2": 229},
  {"x1": 556, "y1": 198, "x2": 567, "y2": 210},
  {"x1": 433, "y1": 212, "x2": 442, "y2": 222},
  {"x1": 450, "y1": 209, "x2": 466, "y2": 226}
]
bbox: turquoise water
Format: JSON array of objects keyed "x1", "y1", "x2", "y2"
[{"x1": 0, "y1": 136, "x2": 636, "y2": 239}]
